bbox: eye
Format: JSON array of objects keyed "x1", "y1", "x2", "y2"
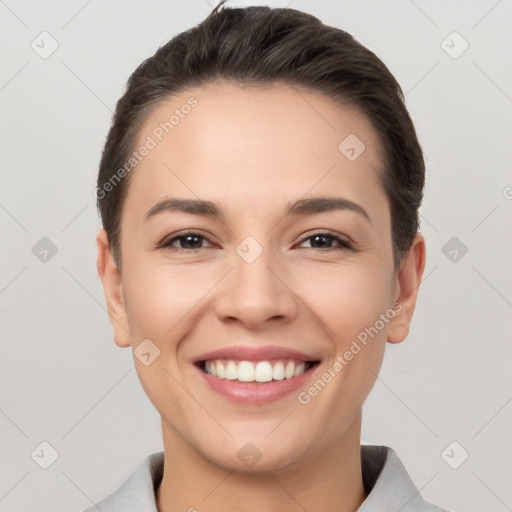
[
  {"x1": 158, "y1": 230, "x2": 353, "y2": 254},
  {"x1": 159, "y1": 231, "x2": 214, "y2": 253},
  {"x1": 297, "y1": 232, "x2": 353, "y2": 251}
]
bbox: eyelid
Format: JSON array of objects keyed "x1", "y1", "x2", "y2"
[
  {"x1": 159, "y1": 229, "x2": 353, "y2": 252},
  {"x1": 158, "y1": 229, "x2": 217, "y2": 249},
  {"x1": 296, "y1": 230, "x2": 353, "y2": 250}
]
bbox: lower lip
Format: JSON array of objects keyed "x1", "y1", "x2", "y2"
[{"x1": 195, "y1": 363, "x2": 320, "y2": 404}]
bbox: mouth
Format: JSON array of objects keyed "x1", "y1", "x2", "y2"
[
  {"x1": 195, "y1": 358, "x2": 321, "y2": 383},
  {"x1": 191, "y1": 345, "x2": 323, "y2": 403}
]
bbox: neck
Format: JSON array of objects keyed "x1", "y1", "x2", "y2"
[{"x1": 156, "y1": 411, "x2": 367, "y2": 512}]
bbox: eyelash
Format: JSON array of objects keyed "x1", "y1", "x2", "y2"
[{"x1": 158, "y1": 230, "x2": 353, "y2": 253}]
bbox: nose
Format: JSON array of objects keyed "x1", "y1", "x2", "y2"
[{"x1": 214, "y1": 245, "x2": 299, "y2": 330}]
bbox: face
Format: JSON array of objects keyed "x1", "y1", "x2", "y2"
[{"x1": 97, "y1": 81, "x2": 425, "y2": 473}]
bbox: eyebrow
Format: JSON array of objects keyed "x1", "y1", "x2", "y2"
[{"x1": 143, "y1": 196, "x2": 371, "y2": 223}]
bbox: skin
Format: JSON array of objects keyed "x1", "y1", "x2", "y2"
[{"x1": 96, "y1": 80, "x2": 425, "y2": 512}]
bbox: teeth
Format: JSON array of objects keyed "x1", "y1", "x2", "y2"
[
  {"x1": 272, "y1": 361, "x2": 285, "y2": 380},
  {"x1": 203, "y1": 359, "x2": 311, "y2": 382},
  {"x1": 284, "y1": 361, "x2": 295, "y2": 379},
  {"x1": 254, "y1": 361, "x2": 273, "y2": 382},
  {"x1": 294, "y1": 362, "x2": 305, "y2": 377},
  {"x1": 238, "y1": 361, "x2": 255, "y2": 382},
  {"x1": 226, "y1": 361, "x2": 238, "y2": 380},
  {"x1": 216, "y1": 360, "x2": 226, "y2": 378}
]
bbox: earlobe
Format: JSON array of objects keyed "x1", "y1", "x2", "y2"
[
  {"x1": 387, "y1": 233, "x2": 426, "y2": 344},
  {"x1": 96, "y1": 229, "x2": 131, "y2": 348}
]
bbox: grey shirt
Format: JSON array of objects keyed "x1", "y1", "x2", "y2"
[{"x1": 83, "y1": 445, "x2": 451, "y2": 511}]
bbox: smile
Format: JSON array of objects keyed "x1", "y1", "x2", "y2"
[
  {"x1": 200, "y1": 358, "x2": 318, "y2": 382},
  {"x1": 195, "y1": 358, "x2": 321, "y2": 404}
]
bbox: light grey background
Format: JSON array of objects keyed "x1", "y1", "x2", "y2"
[{"x1": 1, "y1": 1, "x2": 511, "y2": 511}]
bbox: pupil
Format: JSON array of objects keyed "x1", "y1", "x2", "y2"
[
  {"x1": 184, "y1": 235, "x2": 201, "y2": 248},
  {"x1": 313, "y1": 235, "x2": 330, "y2": 248}
]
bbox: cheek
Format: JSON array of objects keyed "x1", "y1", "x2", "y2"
[
  {"x1": 302, "y1": 263, "x2": 392, "y2": 343},
  {"x1": 122, "y1": 263, "x2": 209, "y2": 341},
  {"x1": 123, "y1": 267, "x2": 198, "y2": 416}
]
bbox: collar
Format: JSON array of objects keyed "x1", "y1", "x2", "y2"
[{"x1": 85, "y1": 444, "x2": 447, "y2": 512}]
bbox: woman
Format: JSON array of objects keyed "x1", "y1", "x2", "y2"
[{"x1": 90, "y1": 2, "x2": 450, "y2": 511}]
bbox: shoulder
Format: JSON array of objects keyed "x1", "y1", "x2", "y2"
[
  {"x1": 359, "y1": 445, "x2": 454, "y2": 512},
  {"x1": 80, "y1": 446, "x2": 455, "y2": 512},
  {"x1": 81, "y1": 451, "x2": 164, "y2": 512}
]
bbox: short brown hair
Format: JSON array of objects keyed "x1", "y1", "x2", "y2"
[{"x1": 96, "y1": 1, "x2": 425, "y2": 271}]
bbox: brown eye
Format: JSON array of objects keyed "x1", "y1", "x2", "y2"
[
  {"x1": 298, "y1": 232, "x2": 352, "y2": 250},
  {"x1": 160, "y1": 232, "x2": 212, "y2": 252}
]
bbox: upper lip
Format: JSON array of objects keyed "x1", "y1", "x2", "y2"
[{"x1": 192, "y1": 345, "x2": 321, "y2": 363}]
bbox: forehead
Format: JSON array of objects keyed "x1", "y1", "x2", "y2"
[{"x1": 125, "y1": 81, "x2": 387, "y2": 221}]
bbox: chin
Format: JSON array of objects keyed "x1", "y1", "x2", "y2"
[{"x1": 197, "y1": 434, "x2": 309, "y2": 475}]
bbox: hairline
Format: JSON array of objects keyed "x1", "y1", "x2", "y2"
[{"x1": 110, "y1": 79, "x2": 398, "y2": 271}]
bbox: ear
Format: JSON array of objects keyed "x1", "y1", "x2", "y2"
[
  {"x1": 387, "y1": 232, "x2": 426, "y2": 344},
  {"x1": 96, "y1": 229, "x2": 131, "y2": 348}
]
